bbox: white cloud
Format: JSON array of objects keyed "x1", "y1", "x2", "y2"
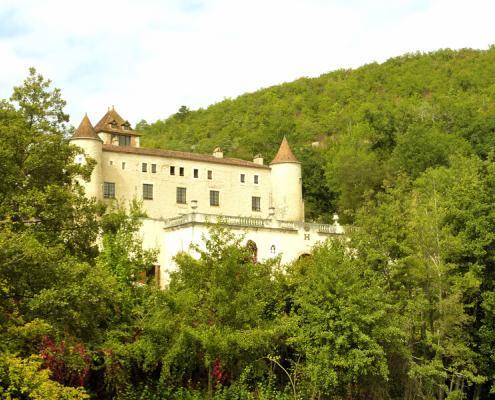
[{"x1": 0, "y1": 0, "x2": 494, "y2": 127}]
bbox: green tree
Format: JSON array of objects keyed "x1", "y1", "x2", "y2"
[
  {"x1": 0, "y1": 354, "x2": 88, "y2": 399},
  {"x1": 97, "y1": 201, "x2": 158, "y2": 288},
  {"x1": 0, "y1": 68, "x2": 100, "y2": 260},
  {"x1": 326, "y1": 123, "x2": 386, "y2": 220},
  {"x1": 0, "y1": 69, "x2": 125, "y2": 397},
  {"x1": 287, "y1": 241, "x2": 401, "y2": 399},
  {"x1": 354, "y1": 157, "x2": 492, "y2": 399},
  {"x1": 10, "y1": 67, "x2": 69, "y2": 132},
  {"x1": 389, "y1": 124, "x2": 470, "y2": 178},
  {"x1": 298, "y1": 145, "x2": 336, "y2": 222},
  {"x1": 158, "y1": 226, "x2": 284, "y2": 392}
]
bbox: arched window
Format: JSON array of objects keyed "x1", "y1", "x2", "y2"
[{"x1": 246, "y1": 240, "x2": 258, "y2": 263}]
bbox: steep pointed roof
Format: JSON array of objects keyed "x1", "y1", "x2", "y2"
[
  {"x1": 94, "y1": 106, "x2": 140, "y2": 136},
  {"x1": 270, "y1": 137, "x2": 299, "y2": 165},
  {"x1": 70, "y1": 114, "x2": 102, "y2": 141}
]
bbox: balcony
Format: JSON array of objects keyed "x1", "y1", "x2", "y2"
[{"x1": 161, "y1": 212, "x2": 345, "y2": 235}]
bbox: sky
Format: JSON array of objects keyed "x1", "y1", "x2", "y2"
[{"x1": 0, "y1": 0, "x2": 494, "y2": 127}]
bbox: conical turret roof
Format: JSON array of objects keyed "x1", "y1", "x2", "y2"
[
  {"x1": 270, "y1": 137, "x2": 299, "y2": 164},
  {"x1": 71, "y1": 114, "x2": 102, "y2": 141}
]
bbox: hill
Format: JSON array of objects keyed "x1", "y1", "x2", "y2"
[
  {"x1": 2, "y1": 65, "x2": 495, "y2": 400},
  {"x1": 139, "y1": 47, "x2": 495, "y2": 221}
]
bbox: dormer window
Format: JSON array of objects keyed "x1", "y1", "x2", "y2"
[
  {"x1": 109, "y1": 120, "x2": 118, "y2": 129},
  {"x1": 122, "y1": 121, "x2": 131, "y2": 131}
]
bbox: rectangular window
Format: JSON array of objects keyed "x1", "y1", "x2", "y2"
[
  {"x1": 207, "y1": 170, "x2": 212, "y2": 180},
  {"x1": 118, "y1": 135, "x2": 131, "y2": 146},
  {"x1": 179, "y1": 167, "x2": 184, "y2": 176},
  {"x1": 143, "y1": 184, "x2": 153, "y2": 200},
  {"x1": 121, "y1": 161, "x2": 126, "y2": 170},
  {"x1": 151, "y1": 164, "x2": 157, "y2": 173},
  {"x1": 103, "y1": 182, "x2": 115, "y2": 199},
  {"x1": 170, "y1": 166, "x2": 175, "y2": 175},
  {"x1": 193, "y1": 168, "x2": 199, "y2": 178},
  {"x1": 252, "y1": 196, "x2": 261, "y2": 212},
  {"x1": 142, "y1": 163, "x2": 147, "y2": 172},
  {"x1": 210, "y1": 190, "x2": 219, "y2": 206},
  {"x1": 176, "y1": 187, "x2": 187, "y2": 204},
  {"x1": 254, "y1": 175, "x2": 259, "y2": 184},
  {"x1": 240, "y1": 174, "x2": 245, "y2": 183}
]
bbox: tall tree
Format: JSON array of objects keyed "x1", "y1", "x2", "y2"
[
  {"x1": 10, "y1": 67, "x2": 69, "y2": 132},
  {"x1": 354, "y1": 157, "x2": 492, "y2": 399},
  {"x1": 286, "y1": 241, "x2": 401, "y2": 399},
  {"x1": 0, "y1": 68, "x2": 99, "y2": 259}
]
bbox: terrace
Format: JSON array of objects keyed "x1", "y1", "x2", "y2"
[{"x1": 161, "y1": 212, "x2": 345, "y2": 235}]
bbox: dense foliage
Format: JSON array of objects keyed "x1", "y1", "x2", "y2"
[
  {"x1": 2, "y1": 48, "x2": 495, "y2": 399},
  {"x1": 140, "y1": 46, "x2": 495, "y2": 222}
]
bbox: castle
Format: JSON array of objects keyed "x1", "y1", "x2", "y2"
[{"x1": 70, "y1": 107, "x2": 343, "y2": 286}]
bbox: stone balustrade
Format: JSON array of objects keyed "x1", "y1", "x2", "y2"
[{"x1": 161, "y1": 212, "x2": 344, "y2": 235}]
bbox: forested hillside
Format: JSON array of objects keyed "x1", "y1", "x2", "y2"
[
  {"x1": 140, "y1": 47, "x2": 495, "y2": 221},
  {"x1": 2, "y1": 54, "x2": 495, "y2": 400}
]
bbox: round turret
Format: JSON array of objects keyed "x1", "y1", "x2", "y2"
[
  {"x1": 270, "y1": 137, "x2": 304, "y2": 222},
  {"x1": 69, "y1": 114, "x2": 103, "y2": 199}
]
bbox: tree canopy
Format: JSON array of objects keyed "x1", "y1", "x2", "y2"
[
  {"x1": 140, "y1": 47, "x2": 495, "y2": 221},
  {"x1": 2, "y1": 49, "x2": 495, "y2": 399}
]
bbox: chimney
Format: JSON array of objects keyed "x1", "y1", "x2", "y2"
[
  {"x1": 213, "y1": 147, "x2": 223, "y2": 158},
  {"x1": 253, "y1": 154, "x2": 264, "y2": 165}
]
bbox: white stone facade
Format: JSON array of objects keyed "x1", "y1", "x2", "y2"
[
  {"x1": 99, "y1": 148, "x2": 273, "y2": 220},
  {"x1": 70, "y1": 109, "x2": 343, "y2": 287}
]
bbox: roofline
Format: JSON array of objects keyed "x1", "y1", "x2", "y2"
[{"x1": 102, "y1": 144, "x2": 271, "y2": 170}]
